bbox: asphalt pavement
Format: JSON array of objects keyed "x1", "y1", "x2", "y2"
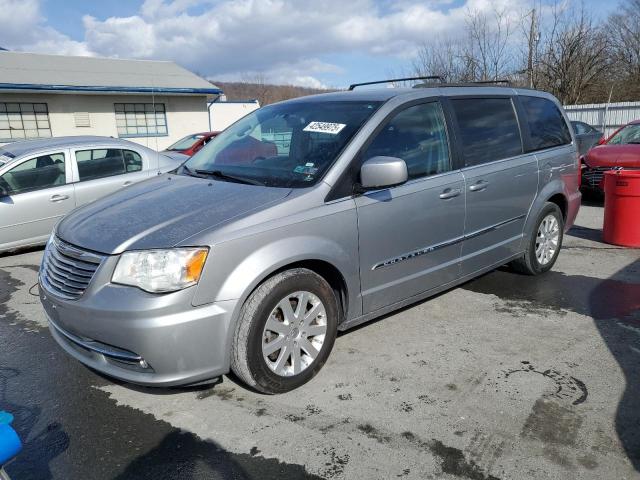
[{"x1": 1, "y1": 200, "x2": 639, "y2": 480}]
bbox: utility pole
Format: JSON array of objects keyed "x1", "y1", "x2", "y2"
[{"x1": 527, "y1": 8, "x2": 537, "y2": 88}]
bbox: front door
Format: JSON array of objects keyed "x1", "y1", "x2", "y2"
[
  {"x1": 355, "y1": 101, "x2": 466, "y2": 314},
  {"x1": 0, "y1": 150, "x2": 75, "y2": 249},
  {"x1": 448, "y1": 97, "x2": 538, "y2": 277}
]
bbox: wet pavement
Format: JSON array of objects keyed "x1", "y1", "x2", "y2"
[{"x1": 1, "y1": 201, "x2": 639, "y2": 479}]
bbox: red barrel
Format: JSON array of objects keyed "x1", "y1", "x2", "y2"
[{"x1": 603, "y1": 170, "x2": 640, "y2": 247}]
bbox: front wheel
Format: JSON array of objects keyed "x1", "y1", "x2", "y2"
[
  {"x1": 510, "y1": 203, "x2": 564, "y2": 275},
  {"x1": 230, "y1": 268, "x2": 338, "y2": 394}
]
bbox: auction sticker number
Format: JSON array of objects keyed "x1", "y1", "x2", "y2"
[{"x1": 303, "y1": 122, "x2": 347, "y2": 135}]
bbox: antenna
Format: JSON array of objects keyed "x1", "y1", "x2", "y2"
[{"x1": 348, "y1": 76, "x2": 444, "y2": 91}]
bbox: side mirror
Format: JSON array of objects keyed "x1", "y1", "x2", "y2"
[
  {"x1": 359, "y1": 156, "x2": 408, "y2": 190},
  {"x1": 0, "y1": 185, "x2": 9, "y2": 198}
]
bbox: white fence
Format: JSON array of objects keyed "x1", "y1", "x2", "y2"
[{"x1": 564, "y1": 101, "x2": 640, "y2": 136}]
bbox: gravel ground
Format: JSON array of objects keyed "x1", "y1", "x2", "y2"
[{"x1": 1, "y1": 200, "x2": 639, "y2": 480}]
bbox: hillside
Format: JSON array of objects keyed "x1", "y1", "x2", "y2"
[{"x1": 212, "y1": 81, "x2": 334, "y2": 106}]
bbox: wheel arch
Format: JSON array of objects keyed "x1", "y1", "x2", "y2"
[{"x1": 522, "y1": 181, "x2": 568, "y2": 245}]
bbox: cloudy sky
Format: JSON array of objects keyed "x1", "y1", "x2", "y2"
[{"x1": 0, "y1": 0, "x2": 618, "y2": 89}]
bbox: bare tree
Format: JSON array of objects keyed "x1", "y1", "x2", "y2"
[
  {"x1": 536, "y1": 4, "x2": 609, "y2": 104},
  {"x1": 411, "y1": 7, "x2": 516, "y2": 83},
  {"x1": 410, "y1": 36, "x2": 475, "y2": 82},
  {"x1": 606, "y1": 0, "x2": 640, "y2": 100},
  {"x1": 465, "y1": 7, "x2": 515, "y2": 81}
]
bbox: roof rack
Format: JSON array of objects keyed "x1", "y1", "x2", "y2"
[
  {"x1": 470, "y1": 79, "x2": 512, "y2": 86},
  {"x1": 348, "y1": 76, "x2": 444, "y2": 91},
  {"x1": 412, "y1": 79, "x2": 515, "y2": 89}
]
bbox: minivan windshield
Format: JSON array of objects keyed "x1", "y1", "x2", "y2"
[
  {"x1": 182, "y1": 100, "x2": 381, "y2": 188},
  {"x1": 607, "y1": 124, "x2": 640, "y2": 145}
]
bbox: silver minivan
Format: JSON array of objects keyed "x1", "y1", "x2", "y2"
[
  {"x1": 39, "y1": 84, "x2": 581, "y2": 393},
  {"x1": 0, "y1": 136, "x2": 180, "y2": 253}
]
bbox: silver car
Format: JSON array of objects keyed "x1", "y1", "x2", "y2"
[
  {"x1": 39, "y1": 85, "x2": 581, "y2": 393},
  {"x1": 0, "y1": 136, "x2": 180, "y2": 253}
]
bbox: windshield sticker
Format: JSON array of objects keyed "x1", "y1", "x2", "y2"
[
  {"x1": 303, "y1": 122, "x2": 346, "y2": 135},
  {"x1": 294, "y1": 165, "x2": 319, "y2": 175}
]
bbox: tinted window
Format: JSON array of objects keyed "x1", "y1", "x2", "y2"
[
  {"x1": 0, "y1": 152, "x2": 65, "y2": 195},
  {"x1": 521, "y1": 96, "x2": 571, "y2": 151},
  {"x1": 363, "y1": 102, "x2": 450, "y2": 180},
  {"x1": 76, "y1": 149, "x2": 126, "y2": 181},
  {"x1": 451, "y1": 98, "x2": 522, "y2": 166}
]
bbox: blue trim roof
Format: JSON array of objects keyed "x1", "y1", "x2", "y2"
[{"x1": 0, "y1": 82, "x2": 223, "y2": 95}]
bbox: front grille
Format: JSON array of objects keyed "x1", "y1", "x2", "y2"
[
  {"x1": 583, "y1": 166, "x2": 640, "y2": 188},
  {"x1": 40, "y1": 236, "x2": 105, "y2": 300},
  {"x1": 582, "y1": 166, "x2": 611, "y2": 188}
]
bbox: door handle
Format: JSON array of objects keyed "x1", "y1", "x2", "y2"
[
  {"x1": 50, "y1": 194, "x2": 69, "y2": 202},
  {"x1": 439, "y1": 188, "x2": 461, "y2": 200},
  {"x1": 123, "y1": 181, "x2": 133, "y2": 186},
  {"x1": 469, "y1": 180, "x2": 489, "y2": 192}
]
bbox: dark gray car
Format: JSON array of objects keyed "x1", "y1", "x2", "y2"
[
  {"x1": 39, "y1": 85, "x2": 581, "y2": 393},
  {"x1": 571, "y1": 120, "x2": 603, "y2": 156}
]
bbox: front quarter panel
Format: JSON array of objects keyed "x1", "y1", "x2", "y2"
[{"x1": 191, "y1": 197, "x2": 361, "y2": 319}]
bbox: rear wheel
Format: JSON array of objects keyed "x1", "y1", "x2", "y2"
[
  {"x1": 230, "y1": 268, "x2": 338, "y2": 394},
  {"x1": 511, "y1": 202, "x2": 564, "y2": 275}
]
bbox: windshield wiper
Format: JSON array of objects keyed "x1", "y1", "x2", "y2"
[
  {"x1": 181, "y1": 165, "x2": 201, "y2": 177},
  {"x1": 194, "y1": 169, "x2": 264, "y2": 186}
]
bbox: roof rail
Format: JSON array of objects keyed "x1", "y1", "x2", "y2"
[
  {"x1": 412, "y1": 79, "x2": 515, "y2": 89},
  {"x1": 348, "y1": 76, "x2": 444, "y2": 91},
  {"x1": 470, "y1": 79, "x2": 512, "y2": 86}
]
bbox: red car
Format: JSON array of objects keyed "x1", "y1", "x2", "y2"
[
  {"x1": 581, "y1": 120, "x2": 640, "y2": 191},
  {"x1": 164, "y1": 132, "x2": 220, "y2": 157}
]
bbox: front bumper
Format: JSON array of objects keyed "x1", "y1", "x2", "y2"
[{"x1": 40, "y1": 264, "x2": 238, "y2": 387}]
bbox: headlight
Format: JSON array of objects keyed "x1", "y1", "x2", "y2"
[{"x1": 112, "y1": 248, "x2": 209, "y2": 293}]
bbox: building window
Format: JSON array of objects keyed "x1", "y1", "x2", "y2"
[
  {"x1": 115, "y1": 103, "x2": 167, "y2": 137},
  {"x1": 0, "y1": 103, "x2": 52, "y2": 141}
]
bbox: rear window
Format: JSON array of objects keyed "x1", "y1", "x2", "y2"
[
  {"x1": 0, "y1": 150, "x2": 15, "y2": 166},
  {"x1": 521, "y1": 96, "x2": 572, "y2": 151},
  {"x1": 451, "y1": 98, "x2": 523, "y2": 167}
]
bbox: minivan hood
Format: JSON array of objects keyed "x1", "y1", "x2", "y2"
[{"x1": 57, "y1": 174, "x2": 292, "y2": 254}]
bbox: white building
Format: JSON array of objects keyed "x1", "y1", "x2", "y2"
[
  {"x1": 208, "y1": 99, "x2": 260, "y2": 131},
  {"x1": 0, "y1": 51, "x2": 222, "y2": 150}
]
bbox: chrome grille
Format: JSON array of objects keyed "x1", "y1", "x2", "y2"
[
  {"x1": 40, "y1": 236, "x2": 105, "y2": 300},
  {"x1": 582, "y1": 166, "x2": 611, "y2": 188},
  {"x1": 583, "y1": 167, "x2": 640, "y2": 188}
]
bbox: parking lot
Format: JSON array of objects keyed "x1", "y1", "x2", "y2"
[{"x1": 0, "y1": 201, "x2": 638, "y2": 480}]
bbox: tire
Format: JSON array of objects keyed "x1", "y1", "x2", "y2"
[
  {"x1": 230, "y1": 268, "x2": 339, "y2": 394},
  {"x1": 510, "y1": 202, "x2": 564, "y2": 275}
]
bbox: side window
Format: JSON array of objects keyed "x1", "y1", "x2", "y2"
[
  {"x1": 451, "y1": 98, "x2": 523, "y2": 167},
  {"x1": 362, "y1": 102, "x2": 450, "y2": 180},
  {"x1": 123, "y1": 150, "x2": 143, "y2": 172},
  {"x1": 76, "y1": 149, "x2": 126, "y2": 181},
  {"x1": 0, "y1": 153, "x2": 65, "y2": 195},
  {"x1": 521, "y1": 96, "x2": 572, "y2": 151}
]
